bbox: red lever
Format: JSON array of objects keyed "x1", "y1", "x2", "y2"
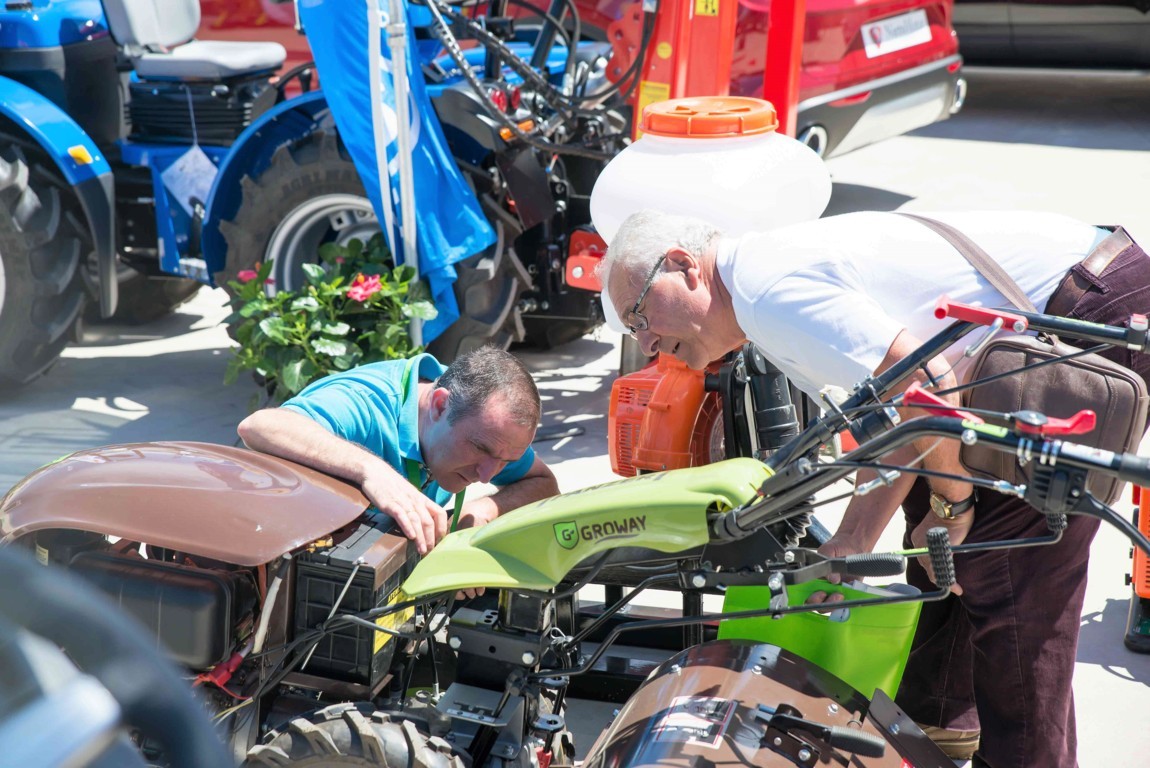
[
  {"x1": 1013, "y1": 409, "x2": 1097, "y2": 438},
  {"x1": 934, "y1": 295, "x2": 1029, "y2": 332},
  {"x1": 901, "y1": 382, "x2": 983, "y2": 424}
]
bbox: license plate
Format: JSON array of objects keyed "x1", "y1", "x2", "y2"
[{"x1": 861, "y1": 9, "x2": 932, "y2": 59}]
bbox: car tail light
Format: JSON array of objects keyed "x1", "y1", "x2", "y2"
[
  {"x1": 508, "y1": 85, "x2": 522, "y2": 111},
  {"x1": 829, "y1": 91, "x2": 871, "y2": 108},
  {"x1": 947, "y1": 60, "x2": 961, "y2": 73}
]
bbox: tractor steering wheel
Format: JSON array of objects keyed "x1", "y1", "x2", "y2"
[{"x1": 0, "y1": 546, "x2": 235, "y2": 768}]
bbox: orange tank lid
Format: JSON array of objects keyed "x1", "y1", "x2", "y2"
[{"x1": 640, "y1": 96, "x2": 779, "y2": 139}]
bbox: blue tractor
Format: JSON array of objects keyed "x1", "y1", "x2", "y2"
[{"x1": 0, "y1": 0, "x2": 624, "y2": 387}]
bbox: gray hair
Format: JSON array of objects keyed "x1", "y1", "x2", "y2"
[
  {"x1": 599, "y1": 209, "x2": 722, "y2": 296},
  {"x1": 436, "y1": 346, "x2": 540, "y2": 428}
]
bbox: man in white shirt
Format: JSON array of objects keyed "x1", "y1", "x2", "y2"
[{"x1": 600, "y1": 208, "x2": 1150, "y2": 767}]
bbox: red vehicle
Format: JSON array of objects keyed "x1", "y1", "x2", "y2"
[{"x1": 200, "y1": 0, "x2": 964, "y2": 159}]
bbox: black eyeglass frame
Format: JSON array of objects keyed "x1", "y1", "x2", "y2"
[{"x1": 622, "y1": 253, "x2": 667, "y2": 337}]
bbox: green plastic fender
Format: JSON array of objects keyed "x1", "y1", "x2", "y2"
[{"x1": 402, "y1": 458, "x2": 773, "y2": 596}]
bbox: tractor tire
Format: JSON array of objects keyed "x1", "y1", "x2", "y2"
[
  {"x1": 519, "y1": 306, "x2": 601, "y2": 352},
  {"x1": 105, "y1": 270, "x2": 202, "y2": 325},
  {"x1": 218, "y1": 130, "x2": 525, "y2": 363},
  {"x1": 426, "y1": 219, "x2": 530, "y2": 360},
  {"x1": 243, "y1": 702, "x2": 469, "y2": 767},
  {"x1": 0, "y1": 146, "x2": 88, "y2": 387}
]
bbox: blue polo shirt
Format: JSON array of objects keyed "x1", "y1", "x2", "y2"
[{"x1": 282, "y1": 353, "x2": 536, "y2": 506}]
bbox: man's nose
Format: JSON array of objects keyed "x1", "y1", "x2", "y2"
[
  {"x1": 476, "y1": 458, "x2": 501, "y2": 484},
  {"x1": 637, "y1": 329, "x2": 659, "y2": 357}
]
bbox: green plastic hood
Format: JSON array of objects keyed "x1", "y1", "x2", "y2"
[{"x1": 403, "y1": 458, "x2": 772, "y2": 597}]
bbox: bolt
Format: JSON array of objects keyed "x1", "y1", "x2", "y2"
[
  {"x1": 784, "y1": 551, "x2": 795, "y2": 563},
  {"x1": 768, "y1": 573, "x2": 784, "y2": 590},
  {"x1": 773, "y1": 737, "x2": 782, "y2": 747},
  {"x1": 798, "y1": 748, "x2": 812, "y2": 761},
  {"x1": 521, "y1": 651, "x2": 537, "y2": 665},
  {"x1": 752, "y1": 664, "x2": 762, "y2": 675},
  {"x1": 827, "y1": 703, "x2": 839, "y2": 714},
  {"x1": 572, "y1": 266, "x2": 584, "y2": 279},
  {"x1": 889, "y1": 723, "x2": 900, "y2": 735},
  {"x1": 961, "y1": 428, "x2": 978, "y2": 446},
  {"x1": 448, "y1": 636, "x2": 462, "y2": 650},
  {"x1": 691, "y1": 574, "x2": 707, "y2": 588}
]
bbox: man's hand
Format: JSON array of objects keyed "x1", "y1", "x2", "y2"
[
  {"x1": 805, "y1": 532, "x2": 871, "y2": 605},
  {"x1": 909, "y1": 509, "x2": 973, "y2": 595},
  {"x1": 360, "y1": 466, "x2": 448, "y2": 556}
]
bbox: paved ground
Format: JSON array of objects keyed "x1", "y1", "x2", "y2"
[{"x1": 3, "y1": 67, "x2": 1149, "y2": 764}]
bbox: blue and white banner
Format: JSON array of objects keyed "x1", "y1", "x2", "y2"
[{"x1": 298, "y1": 0, "x2": 496, "y2": 341}]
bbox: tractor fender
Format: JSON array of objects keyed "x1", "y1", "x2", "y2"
[
  {"x1": 0, "y1": 75, "x2": 117, "y2": 316},
  {"x1": 202, "y1": 90, "x2": 334, "y2": 278}
]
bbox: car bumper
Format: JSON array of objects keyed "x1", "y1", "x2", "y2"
[{"x1": 797, "y1": 54, "x2": 965, "y2": 158}]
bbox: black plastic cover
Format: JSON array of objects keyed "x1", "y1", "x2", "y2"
[{"x1": 69, "y1": 552, "x2": 257, "y2": 670}]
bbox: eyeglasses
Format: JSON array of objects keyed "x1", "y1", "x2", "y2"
[{"x1": 623, "y1": 254, "x2": 667, "y2": 337}]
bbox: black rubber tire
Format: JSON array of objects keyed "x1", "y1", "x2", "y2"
[
  {"x1": 107, "y1": 271, "x2": 202, "y2": 325},
  {"x1": 518, "y1": 316, "x2": 596, "y2": 351},
  {"x1": 243, "y1": 702, "x2": 469, "y2": 767},
  {"x1": 218, "y1": 130, "x2": 525, "y2": 363},
  {"x1": 426, "y1": 219, "x2": 530, "y2": 360},
  {"x1": 0, "y1": 145, "x2": 88, "y2": 387}
]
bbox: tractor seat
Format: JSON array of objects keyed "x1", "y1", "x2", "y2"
[
  {"x1": 102, "y1": 0, "x2": 286, "y2": 81},
  {"x1": 134, "y1": 40, "x2": 287, "y2": 81}
]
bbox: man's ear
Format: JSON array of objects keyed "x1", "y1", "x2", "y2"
[
  {"x1": 664, "y1": 246, "x2": 701, "y2": 288},
  {"x1": 428, "y1": 387, "x2": 451, "y2": 423}
]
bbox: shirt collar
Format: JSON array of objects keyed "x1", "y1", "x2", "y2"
[{"x1": 397, "y1": 353, "x2": 448, "y2": 468}]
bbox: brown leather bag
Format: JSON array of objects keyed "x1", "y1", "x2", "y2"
[{"x1": 899, "y1": 213, "x2": 1149, "y2": 503}]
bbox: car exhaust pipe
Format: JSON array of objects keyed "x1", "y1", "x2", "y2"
[
  {"x1": 797, "y1": 124, "x2": 828, "y2": 158},
  {"x1": 950, "y1": 77, "x2": 968, "y2": 115}
]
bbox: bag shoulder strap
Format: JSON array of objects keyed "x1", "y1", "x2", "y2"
[{"x1": 895, "y1": 212, "x2": 1038, "y2": 314}]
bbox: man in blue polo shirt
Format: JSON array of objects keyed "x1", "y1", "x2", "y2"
[{"x1": 237, "y1": 346, "x2": 558, "y2": 556}]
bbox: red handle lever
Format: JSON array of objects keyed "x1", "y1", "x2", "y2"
[
  {"x1": 902, "y1": 382, "x2": 983, "y2": 424},
  {"x1": 1013, "y1": 409, "x2": 1097, "y2": 437},
  {"x1": 934, "y1": 295, "x2": 1029, "y2": 332}
]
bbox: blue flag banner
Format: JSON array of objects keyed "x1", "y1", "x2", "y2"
[{"x1": 298, "y1": 0, "x2": 496, "y2": 341}]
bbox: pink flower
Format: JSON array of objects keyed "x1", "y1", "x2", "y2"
[
  {"x1": 347, "y1": 273, "x2": 382, "y2": 302},
  {"x1": 237, "y1": 269, "x2": 259, "y2": 283}
]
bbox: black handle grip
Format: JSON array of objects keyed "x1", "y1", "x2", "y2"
[
  {"x1": 841, "y1": 552, "x2": 906, "y2": 579},
  {"x1": 826, "y1": 725, "x2": 887, "y2": 758},
  {"x1": 1118, "y1": 453, "x2": 1150, "y2": 486},
  {"x1": 927, "y1": 527, "x2": 956, "y2": 589}
]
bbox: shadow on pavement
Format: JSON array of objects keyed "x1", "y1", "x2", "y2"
[
  {"x1": 1077, "y1": 597, "x2": 1150, "y2": 687},
  {"x1": 911, "y1": 70, "x2": 1150, "y2": 152}
]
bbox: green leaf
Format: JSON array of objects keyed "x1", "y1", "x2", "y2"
[
  {"x1": 282, "y1": 359, "x2": 309, "y2": 394},
  {"x1": 312, "y1": 337, "x2": 351, "y2": 357},
  {"x1": 403, "y1": 301, "x2": 439, "y2": 321},
  {"x1": 321, "y1": 321, "x2": 351, "y2": 335},
  {"x1": 259, "y1": 317, "x2": 289, "y2": 344},
  {"x1": 291, "y1": 296, "x2": 321, "y2": 312},
  {"x1": 301, "y1": 262, "x2": 327, "y2": 284}
]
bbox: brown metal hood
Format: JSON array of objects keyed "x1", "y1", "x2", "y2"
[{"x1": 0, "y1": 442, "x2": 370, "y2": 566}]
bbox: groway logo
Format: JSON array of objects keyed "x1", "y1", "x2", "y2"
[{"x1": 553, "y1": 516, "x2": 648, "y2": 549}]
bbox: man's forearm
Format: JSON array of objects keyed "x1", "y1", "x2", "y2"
[
  {"x1": 835, "y1": 454, "x2": 918, "y2": 551},
  {"x1": 238, "y1": 408, "x2": 384, "y2": 486}
]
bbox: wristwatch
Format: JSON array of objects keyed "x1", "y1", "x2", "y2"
[{"x1": 929, "y1": 491, "x2": 976, "y2": 520}]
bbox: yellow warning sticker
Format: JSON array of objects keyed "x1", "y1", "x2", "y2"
[
  {"x1": 373, "y1": 587, "x2": 415, "y2": 654},
  {"x1": 695, "y1": 0, "x2": 719, "y2": 16}
]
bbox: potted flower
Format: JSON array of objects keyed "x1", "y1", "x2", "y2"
[{"x1": 223, "y1": 235, "x2": 437, "y2": 408}]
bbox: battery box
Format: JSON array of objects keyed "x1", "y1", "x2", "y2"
[{"x1": 293, "y1": 512, "x2": 418, "y2": 689}]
